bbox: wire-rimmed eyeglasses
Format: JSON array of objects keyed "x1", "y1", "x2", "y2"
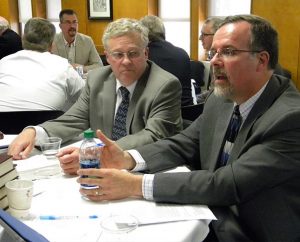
[
  {"x1": 108, "y1": 50, "x2": 143, "y2": 61},
  {"x1": 208, "y1": 48, "x2": 264, "y2": 60},
  {"x1": 199, "y1": 32, "x2": 214, "y2": 39}
]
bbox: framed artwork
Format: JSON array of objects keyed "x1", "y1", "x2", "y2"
[{"x1": 88, "y1": 0, "x2": 113, "y2": 20}]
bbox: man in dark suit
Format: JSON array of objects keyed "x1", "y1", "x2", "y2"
[
  {"x1": 140, "y1": 15, "x2": 193, "y2": 107},
  {"x1": 8, "y1": 18, "x2": 182, "y2": 175},
  {"x1": 0, "y1": 16, "x2": 22, "y2": 59},
  {"x1": 76, "y1": 15, "x2": 300, "y2": 242}
]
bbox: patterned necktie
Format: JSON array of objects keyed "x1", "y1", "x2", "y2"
[
  {"x1": 218, "y1": 105, "x2": 242, "y2": 167},
  {"x1": 111, "y1": 86, "x2": 130, "y2": 141}
]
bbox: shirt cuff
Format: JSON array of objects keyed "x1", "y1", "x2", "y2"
[
  {"x1": 127, "y1": 149, "x2": 147, "y2": 172},
  {"x1": 142, "y1": 174, "x2": 154, "y2": 200},
  {"x1": 26, "y1": 126, "x2": 48, "y2": 146}
]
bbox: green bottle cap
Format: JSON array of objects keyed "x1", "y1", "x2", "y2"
[{"x1": 83, "y1": 130, "x2": 95, "y2": 138}]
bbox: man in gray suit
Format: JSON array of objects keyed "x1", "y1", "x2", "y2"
[
  {"x1": 8, "y1": 18, "x2": 182, "y2": 174},
  {"x1": 76, "y1": 15, "x2": 300, "y2": 242},
  {"x1": 51, "y1": 9, "x2": 102, "y2": 74}
]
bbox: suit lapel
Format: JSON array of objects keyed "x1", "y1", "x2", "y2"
[
  {"x1": 102, "y1": 74, "x2": 117, "y2": 137},
  {"x1": 210, "y1": 101, "x2": 234, "y2": 170},
  {"x1": 57, "y1": 33, "x2": 67, "y2": 58},
  {"x1": 126, "y1": 63, "x2": 150, "y2": 131},
  {"x1": 228, "y1": 75, "x2": 290, "y2": 163}
]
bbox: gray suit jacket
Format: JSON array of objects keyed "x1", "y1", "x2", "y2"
[
  {"x1": 137, "y1": 74, "x2": 300, "y2": 241},
  {"x1": 52, "y1": 32, "x2": 102, "y2": 72},
  {"x1": 40, "y1": 61, "x2": 182, "y2": 150}
]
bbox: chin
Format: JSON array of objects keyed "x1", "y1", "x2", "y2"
[{"x1": 214, "y1": 85, "x2": 234, "y2": 98}]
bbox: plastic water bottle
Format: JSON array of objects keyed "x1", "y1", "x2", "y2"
[{"x1": 79, "y1": 130, "x2": 100, "y2": 189}]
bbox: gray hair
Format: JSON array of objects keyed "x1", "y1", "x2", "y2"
[
  {"x1": 140, "y1": 15, "x2": 165, "y2": 41},
  {"x1": 102, "y1": 18, "x2": 149, "y2": 50},
  {"x1": 0, "y1": 16, "x2": 9, "y2": 34},
  {"x1": 204, "y1": 16, "x2": 224, "y2": 33},
  {"x1": 22, "y1": 17, "x2": 56, "y2": 52}
]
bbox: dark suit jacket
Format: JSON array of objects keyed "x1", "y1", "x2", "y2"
[
  {"x1": 137, "y1": 75, "x2": 300, "y2": 241},
  {"x1": 148, "y1": 40, "x2": 193, "y2": 106},
  {"x1": 40, "y1": 61, "x2": 183, "y2": 150},
  {"x1": 0, "y1": 29, "x2": 22, "y2": 59}
]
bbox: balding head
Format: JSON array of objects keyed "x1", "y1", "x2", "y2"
[{"x1": 0, "y1": 16, "x2": 9, "y2": 35}]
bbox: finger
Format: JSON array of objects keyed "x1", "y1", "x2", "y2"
[
  {"x1": 77, "y1": 168, "x2": 111, "y2": 178},
  {"x1": 18, "y1": 143, "x2": 34, "y2": 159},
  {"x1": 96, "y1": 130, "x2": 114, "y2": 147},
  {"x1": 57, "y1": 146, "x2": 77, "y2": 157}
]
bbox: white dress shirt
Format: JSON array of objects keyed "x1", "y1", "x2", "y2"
[{"x1": 0, "y1": 50, "x2": 85, "y2": 112}]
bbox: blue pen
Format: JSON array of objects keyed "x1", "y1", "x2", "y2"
[{"x1": 39, "y1": 215, "x2": 99, "y2": 220}]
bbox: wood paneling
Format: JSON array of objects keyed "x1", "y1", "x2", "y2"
[
  {"x1": 32, "y1": 0, "x2": 46, "y2": 18},
  {"x1": 61, "y1": 0, "x2": 154, "y2": 54},
  {"x1": 0, "y1": 0, "x2": 20, "y2": 33},
  {"x1": 252, "y1": 0, "x2": 300, "y2": 89}
]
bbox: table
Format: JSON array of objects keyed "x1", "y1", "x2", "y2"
[{"x1": 12, "y1": 147, "x2": 214, "y2": 242}]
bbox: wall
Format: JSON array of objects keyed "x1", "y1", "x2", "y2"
[
  {"x1": 252, "y1": 0, "x2": 300, "y2": 89},
  {"x1": 61, "y1": 0, "x2": 157, "y2": 54}
]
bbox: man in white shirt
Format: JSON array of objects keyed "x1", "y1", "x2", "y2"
[{"x1": 0, "y1": 17, "x2": 85, "y2": 112}]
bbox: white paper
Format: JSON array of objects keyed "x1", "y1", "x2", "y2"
[{"x1": 0, "y1": 134, "x2": 17, "y2": 149}]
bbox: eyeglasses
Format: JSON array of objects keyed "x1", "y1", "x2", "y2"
[
  {"x1": 108, "y1": 50, "x2": 143, "y2": 61},
  {"x1": 208, "y1": 48, "x2": 263, "y2": 60},
  {"x1": 62, "y1": 20, "x2": 78, "y2": 25},
  {"x1": 199, "y1": 32, "x2": 214, "y2": 39}
]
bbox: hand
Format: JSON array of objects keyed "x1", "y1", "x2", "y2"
[
  {"x1": 96, "y1": 130, "x2": 136, "y2": 170},
  {"x1": 57, "y1": 146, "x2": 80, "y2": 175},
  {"x1": 77, "y1": 168, "x2": 143, "y2": 201},
  {"x1": 8, "y1": 128, "x2": 36, "y2": 159}
]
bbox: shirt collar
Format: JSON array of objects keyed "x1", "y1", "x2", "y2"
[
  {"x1": 236, "y1": 80, "x2": 269, "y2": 121},
  {"x1": 63, "y1": 35, "x2": 76, "y2": 47},
  {"x1": 115, "y1": 79, "x2": 137, "y2": 98}
]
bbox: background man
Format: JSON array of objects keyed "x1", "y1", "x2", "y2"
[
  {"x1": 140, "y1": 15, "x2": 193, "y2": 107},
  {"x1": 0, "y1": 17, "x2": 85, "y2": 112},
  {"x1": 76, "y1": 15, "x2": 300, "y2": 242},
  {"x1": 51, "y1": 9, "x2": 102, "y2": 74},
  {"x1": 8, "y1": 18, "x2": 182, "y2": 175},
  {"x1": 0, "y1": 16, "x2": 22, "y2": 59},
  {"x1": 199, "y1": 16, "x2": 223, "y2": 60}
]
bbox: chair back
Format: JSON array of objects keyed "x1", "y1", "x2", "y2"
[
  {"x1": 190, "y1": 60, "x2": 205, "y2": 95},
  {"x1": 181, "y1": 102, "x2": 204, "y2": 128},
  {"x1": 201, "y1": 61, "x2": 211, "y2": 90},
  {"x1": 0, "y1": 110, "x2": 64, "y2": 134}
]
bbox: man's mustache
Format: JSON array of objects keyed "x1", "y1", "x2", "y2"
[{"x1": 212, "y1": 68, "x2": 227, "y2": 79}]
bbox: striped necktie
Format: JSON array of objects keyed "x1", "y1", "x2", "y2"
[
  {"x1": 218, "y1": 105, "x2": 242, "y2": 167},
  {"x1": 111, "y1": 87, "x2": 130, "y2": 141}
]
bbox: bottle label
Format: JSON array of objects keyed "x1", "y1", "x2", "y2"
[{"x1": 80, "y1": 159, "x2": 100, "y2": 189}]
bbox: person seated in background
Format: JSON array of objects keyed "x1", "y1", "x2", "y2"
[
  {"x1": 0, "y1": 16, "x2": 22, "y2": 59},
  {"x1": 197, "y1": 16, "x2": 224, "y2": 103},
  {"x1": 74, "y1": 15, "x2": 300, "y2": 242},
  {"x1": 8, "y1": 18, "x2": 183, "y2": 175},
  {"x1": 140, "y1": 15, "x2": 193, "y2": 107},
  {"x1": 200, "y1": 16, "x2": 224, "y2": 61},
  {"x1": 51, "y1": 9, "x2": 103, "y2": 75},
  {"x1": 0, "y1": 17, "x2": 85, "y2": 112}
]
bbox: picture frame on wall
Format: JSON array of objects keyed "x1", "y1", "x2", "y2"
[{"x1": 88, "y1": 0, "x2": 113, "y2": 20}]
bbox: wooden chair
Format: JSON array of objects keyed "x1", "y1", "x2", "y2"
[{"x1": 0, "y1": 110, "x2": 64, "y2": 134}]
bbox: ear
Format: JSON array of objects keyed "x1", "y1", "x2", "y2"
[
  {"x1": 104, "y1": 50, "x2": 111, "y2": 65},
  {"x1": 144, "y1": 47, "x2": 149, "y2": 59},
  {"x1": 256, "y1": 51, "x2": 270, "y2": 71}
]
